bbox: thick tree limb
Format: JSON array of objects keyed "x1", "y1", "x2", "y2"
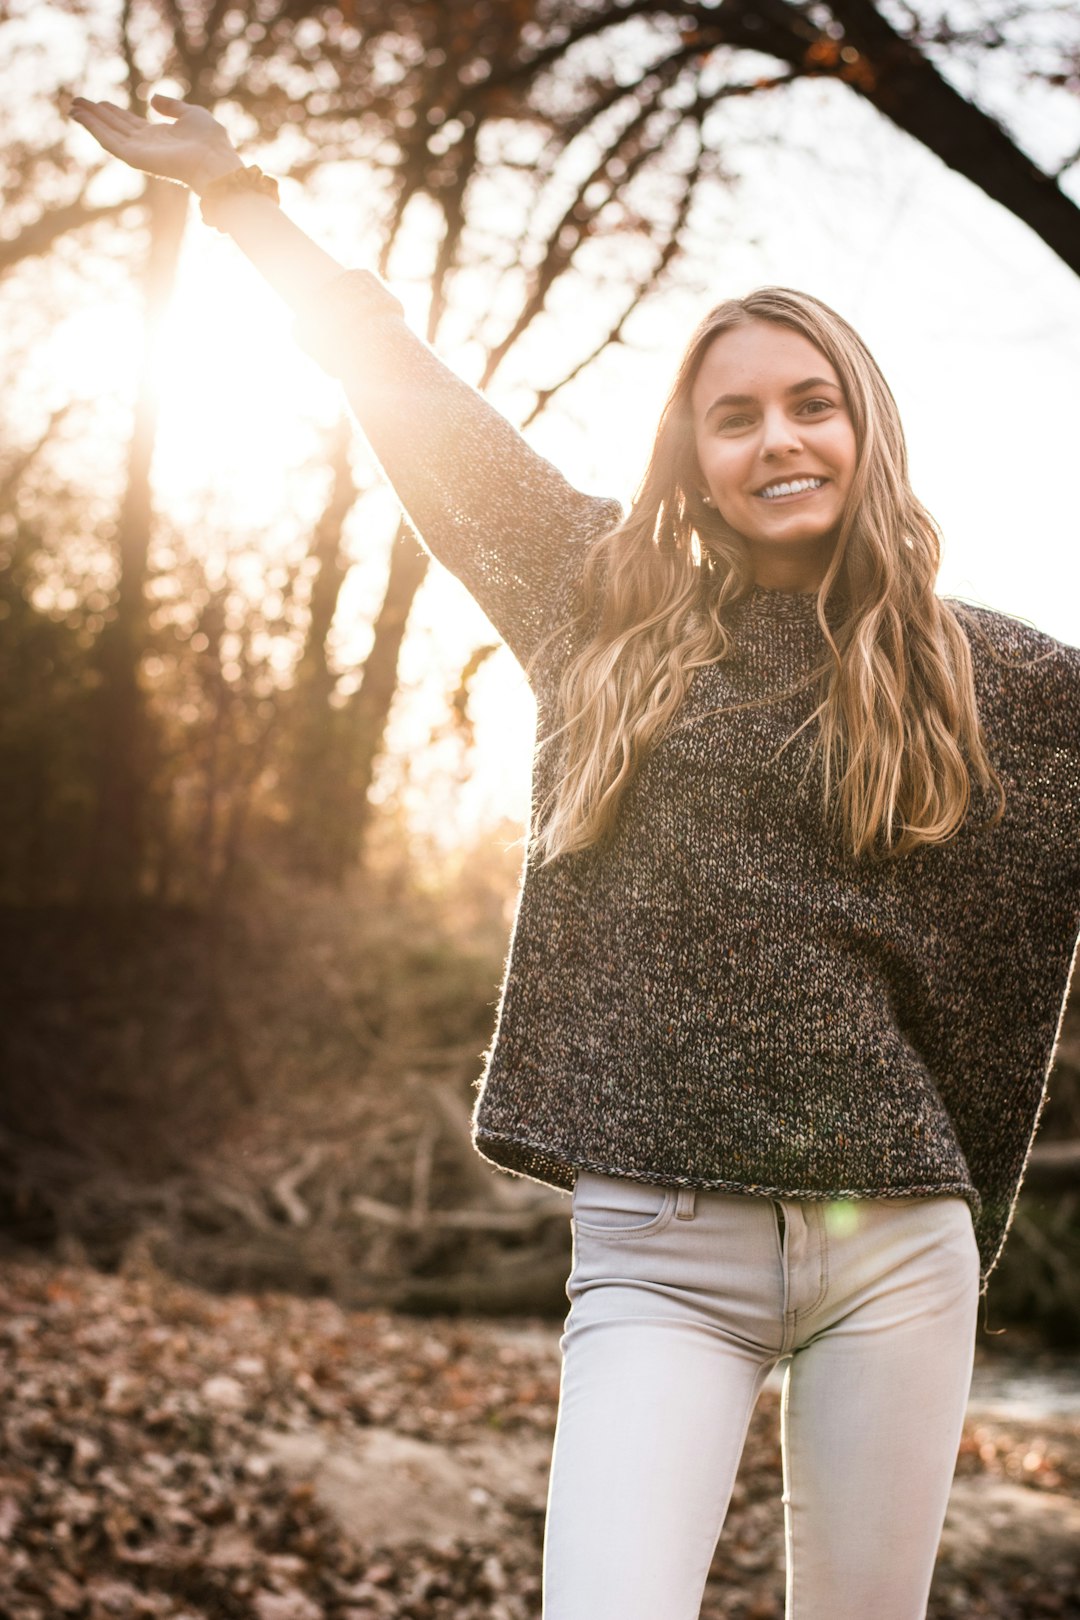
[
  {"x1": 0, "y1": 197, "x2": 133, "y2": 275},
  {"x1": 817, "y1": 0, "x2": 1080, "y2": 276},
  {"x1": 487, "y1": 0, "x2": 1080, "y2": 277}
]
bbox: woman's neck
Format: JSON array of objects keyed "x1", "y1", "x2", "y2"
[{"x1": 749, "y1": 537, "x2": 833, "y2": 593}]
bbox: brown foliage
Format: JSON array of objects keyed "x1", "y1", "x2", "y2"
[{"x1": 1, "y1": 1251, "x2": 1079, "y2": 1620}]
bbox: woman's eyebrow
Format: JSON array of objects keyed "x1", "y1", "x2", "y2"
[
  {"x1": 703, "y1": 376, "x2": 840, "y2": 421},
  {"x1": 788, "y1": 375, "x2": 839, "y2": 394}
]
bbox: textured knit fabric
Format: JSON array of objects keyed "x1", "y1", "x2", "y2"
[{"x1": 295, "y1": 269, "x2": 1080, "y2": 1288}]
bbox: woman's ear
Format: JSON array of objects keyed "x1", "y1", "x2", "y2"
[{"x1": 690, "y1": 465, "x2": 714, "y2": 508}]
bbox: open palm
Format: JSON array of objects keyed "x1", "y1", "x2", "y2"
[{"x1": 69, "y1": 94, "x2": 240, "y2": 192}]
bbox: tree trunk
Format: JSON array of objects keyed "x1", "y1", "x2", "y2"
[
  {"x1": 282, "y1": 418, "x2": 358, "y2": 881},
  {"x1": 346, "y1": 520, "x2": 431, "y2": 869},
  {"x1": 86, "y1": 179, "x2": 189, "y2": 901}
]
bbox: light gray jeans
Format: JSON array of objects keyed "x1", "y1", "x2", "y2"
[{"x1": 542, "y1": 1172, "x2": 981, "y2": 1620}]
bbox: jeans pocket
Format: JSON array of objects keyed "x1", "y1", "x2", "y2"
[{"x1": 572, "y1": 1170, "x2": 677, "y2": 1239}]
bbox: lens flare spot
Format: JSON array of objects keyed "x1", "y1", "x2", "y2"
[{"x1": 823, "y1": 1202, "x2": 861, "y2": 1237}]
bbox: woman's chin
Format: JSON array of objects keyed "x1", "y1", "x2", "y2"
[{"x1": 745, "y1": 524, "x2": 838, "y2": 550}]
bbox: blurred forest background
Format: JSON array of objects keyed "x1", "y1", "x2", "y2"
[
  {"x1": 2, "y1": 0, "x2": 1080, "y2": 1341},
  {"x1": 4, "y1": 4, "x2": 1080, "y2": 1617}
]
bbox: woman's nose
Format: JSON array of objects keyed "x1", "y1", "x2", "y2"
[{"x1": 760, "y1": 410, "x2": 803, "y2": 456}]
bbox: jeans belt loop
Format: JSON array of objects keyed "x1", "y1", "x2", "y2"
[{"x1": 675, "y1": 1187, "x2": 696, "y2": 1220}]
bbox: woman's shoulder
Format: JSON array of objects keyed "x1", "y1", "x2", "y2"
[
  {"x1": 942, "y1": 595, "x2": 1075, "y2": 662},
  {"x1": 942, "y1": 595, "x2": 1080, "y2": 746}
]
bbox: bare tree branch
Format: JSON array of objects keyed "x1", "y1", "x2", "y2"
[{"x1": 0, "y1": 195, "x2": 135, "y2": 275}]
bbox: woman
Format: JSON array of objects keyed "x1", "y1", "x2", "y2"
[{"x1": 70, "y1": 94, "x2": 1080, "y2": 1620}]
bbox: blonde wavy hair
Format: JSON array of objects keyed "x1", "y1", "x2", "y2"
[{"x1": 531, "y1": 287, "x2": 1005, "y2": 865}]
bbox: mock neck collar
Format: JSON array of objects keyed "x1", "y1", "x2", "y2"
[{"x1": 729, "y1": 583, "x2": 845, "y2": 627}]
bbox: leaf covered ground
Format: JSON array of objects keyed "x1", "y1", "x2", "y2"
[{"x1": 1, "y1": 1252, "x2": 1078, "y2": 1620}]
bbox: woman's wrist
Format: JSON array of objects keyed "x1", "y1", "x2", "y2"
[
  {"x1": 189, "y1": 150, "x2": 246, "y2": 195},
  {"x1": 198, "y1": 165, "x2": 281, "y2": 232}
]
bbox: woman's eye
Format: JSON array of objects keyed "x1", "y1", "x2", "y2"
[{"x1": 800, "y1": 398, "x2": 833, "y2": 415}]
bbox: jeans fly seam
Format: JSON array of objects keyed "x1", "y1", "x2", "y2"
[
  {"x1": 807, "y1": 1205, "x2": 830, "y2": 1316},
  {"x1": 777, "y1": 1203, "x2": 796, "y2": 1356}
]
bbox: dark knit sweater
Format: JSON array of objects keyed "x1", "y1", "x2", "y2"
[{"x1": 297, "y1": 270, "x2": 1080, "y2": 1288}]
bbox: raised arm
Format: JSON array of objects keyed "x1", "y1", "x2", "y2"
[{"x1": 70, "y1": 94, "x2": 621, "y2": 671}]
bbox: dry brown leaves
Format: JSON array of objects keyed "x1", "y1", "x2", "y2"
[
  {"x1": 0, "y1": 1254, "x2": 553, "y2": 1620},
  {"x1": 1, "y1": 1254, "x2": 1077, "y2": 1620}
]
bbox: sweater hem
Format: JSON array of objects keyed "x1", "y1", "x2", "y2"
[
  {"x1": 474, "y1": 1125, "x2": 995, "y2": 1286},
  {"x1": 472, "y1": 1125, "x2": 982, "y2": 1211}
]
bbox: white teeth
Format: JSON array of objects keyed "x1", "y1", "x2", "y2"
[{"x1": 759, "y1": 477, "x2": 825, "y2": 500}]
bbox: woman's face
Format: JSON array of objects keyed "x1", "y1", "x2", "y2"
[{"x1": 690, "y1": 320, "x2": 857, "y2": 582}]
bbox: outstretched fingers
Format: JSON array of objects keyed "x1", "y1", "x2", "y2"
[
  {"x1": 71, "y1": 99, "x2": 142, "y2": 132},
  {"x1": 70, "y1": 91, "x2": 236, "y2": 187},
  {"x1": 70, "y1": 102, "x2": 144, "y2": 160},
  {"x1": 69, "y1": 103, "x2": 126, "y2": 157}
]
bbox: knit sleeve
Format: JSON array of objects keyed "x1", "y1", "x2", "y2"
[
  {"x1": 943, "y1": 599, "x2": 1080, "y2": 1284},
  {"x1": 947, "y1": 600, "x2": 1080, "y2": 762},
  {"x1": 293, "y1": 269, "x2": 623, "y2": 673}
]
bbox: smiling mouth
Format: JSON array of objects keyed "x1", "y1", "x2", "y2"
[{"x1": 755, "y1": 477, "x2": 828, "y2": 502}]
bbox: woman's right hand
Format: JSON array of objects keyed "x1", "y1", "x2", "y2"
[{"x1": 69, "y1": 93, "x2": 244, "y2": 194}]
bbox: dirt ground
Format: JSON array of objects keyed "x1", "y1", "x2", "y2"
[{"x1": 1, "y1": 1251, "x2": 1077, "y2": 1620}]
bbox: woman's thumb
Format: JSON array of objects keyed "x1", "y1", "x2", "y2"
[{"x1": 150, "y1": 92, "x2": 187, "y2": 115}]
